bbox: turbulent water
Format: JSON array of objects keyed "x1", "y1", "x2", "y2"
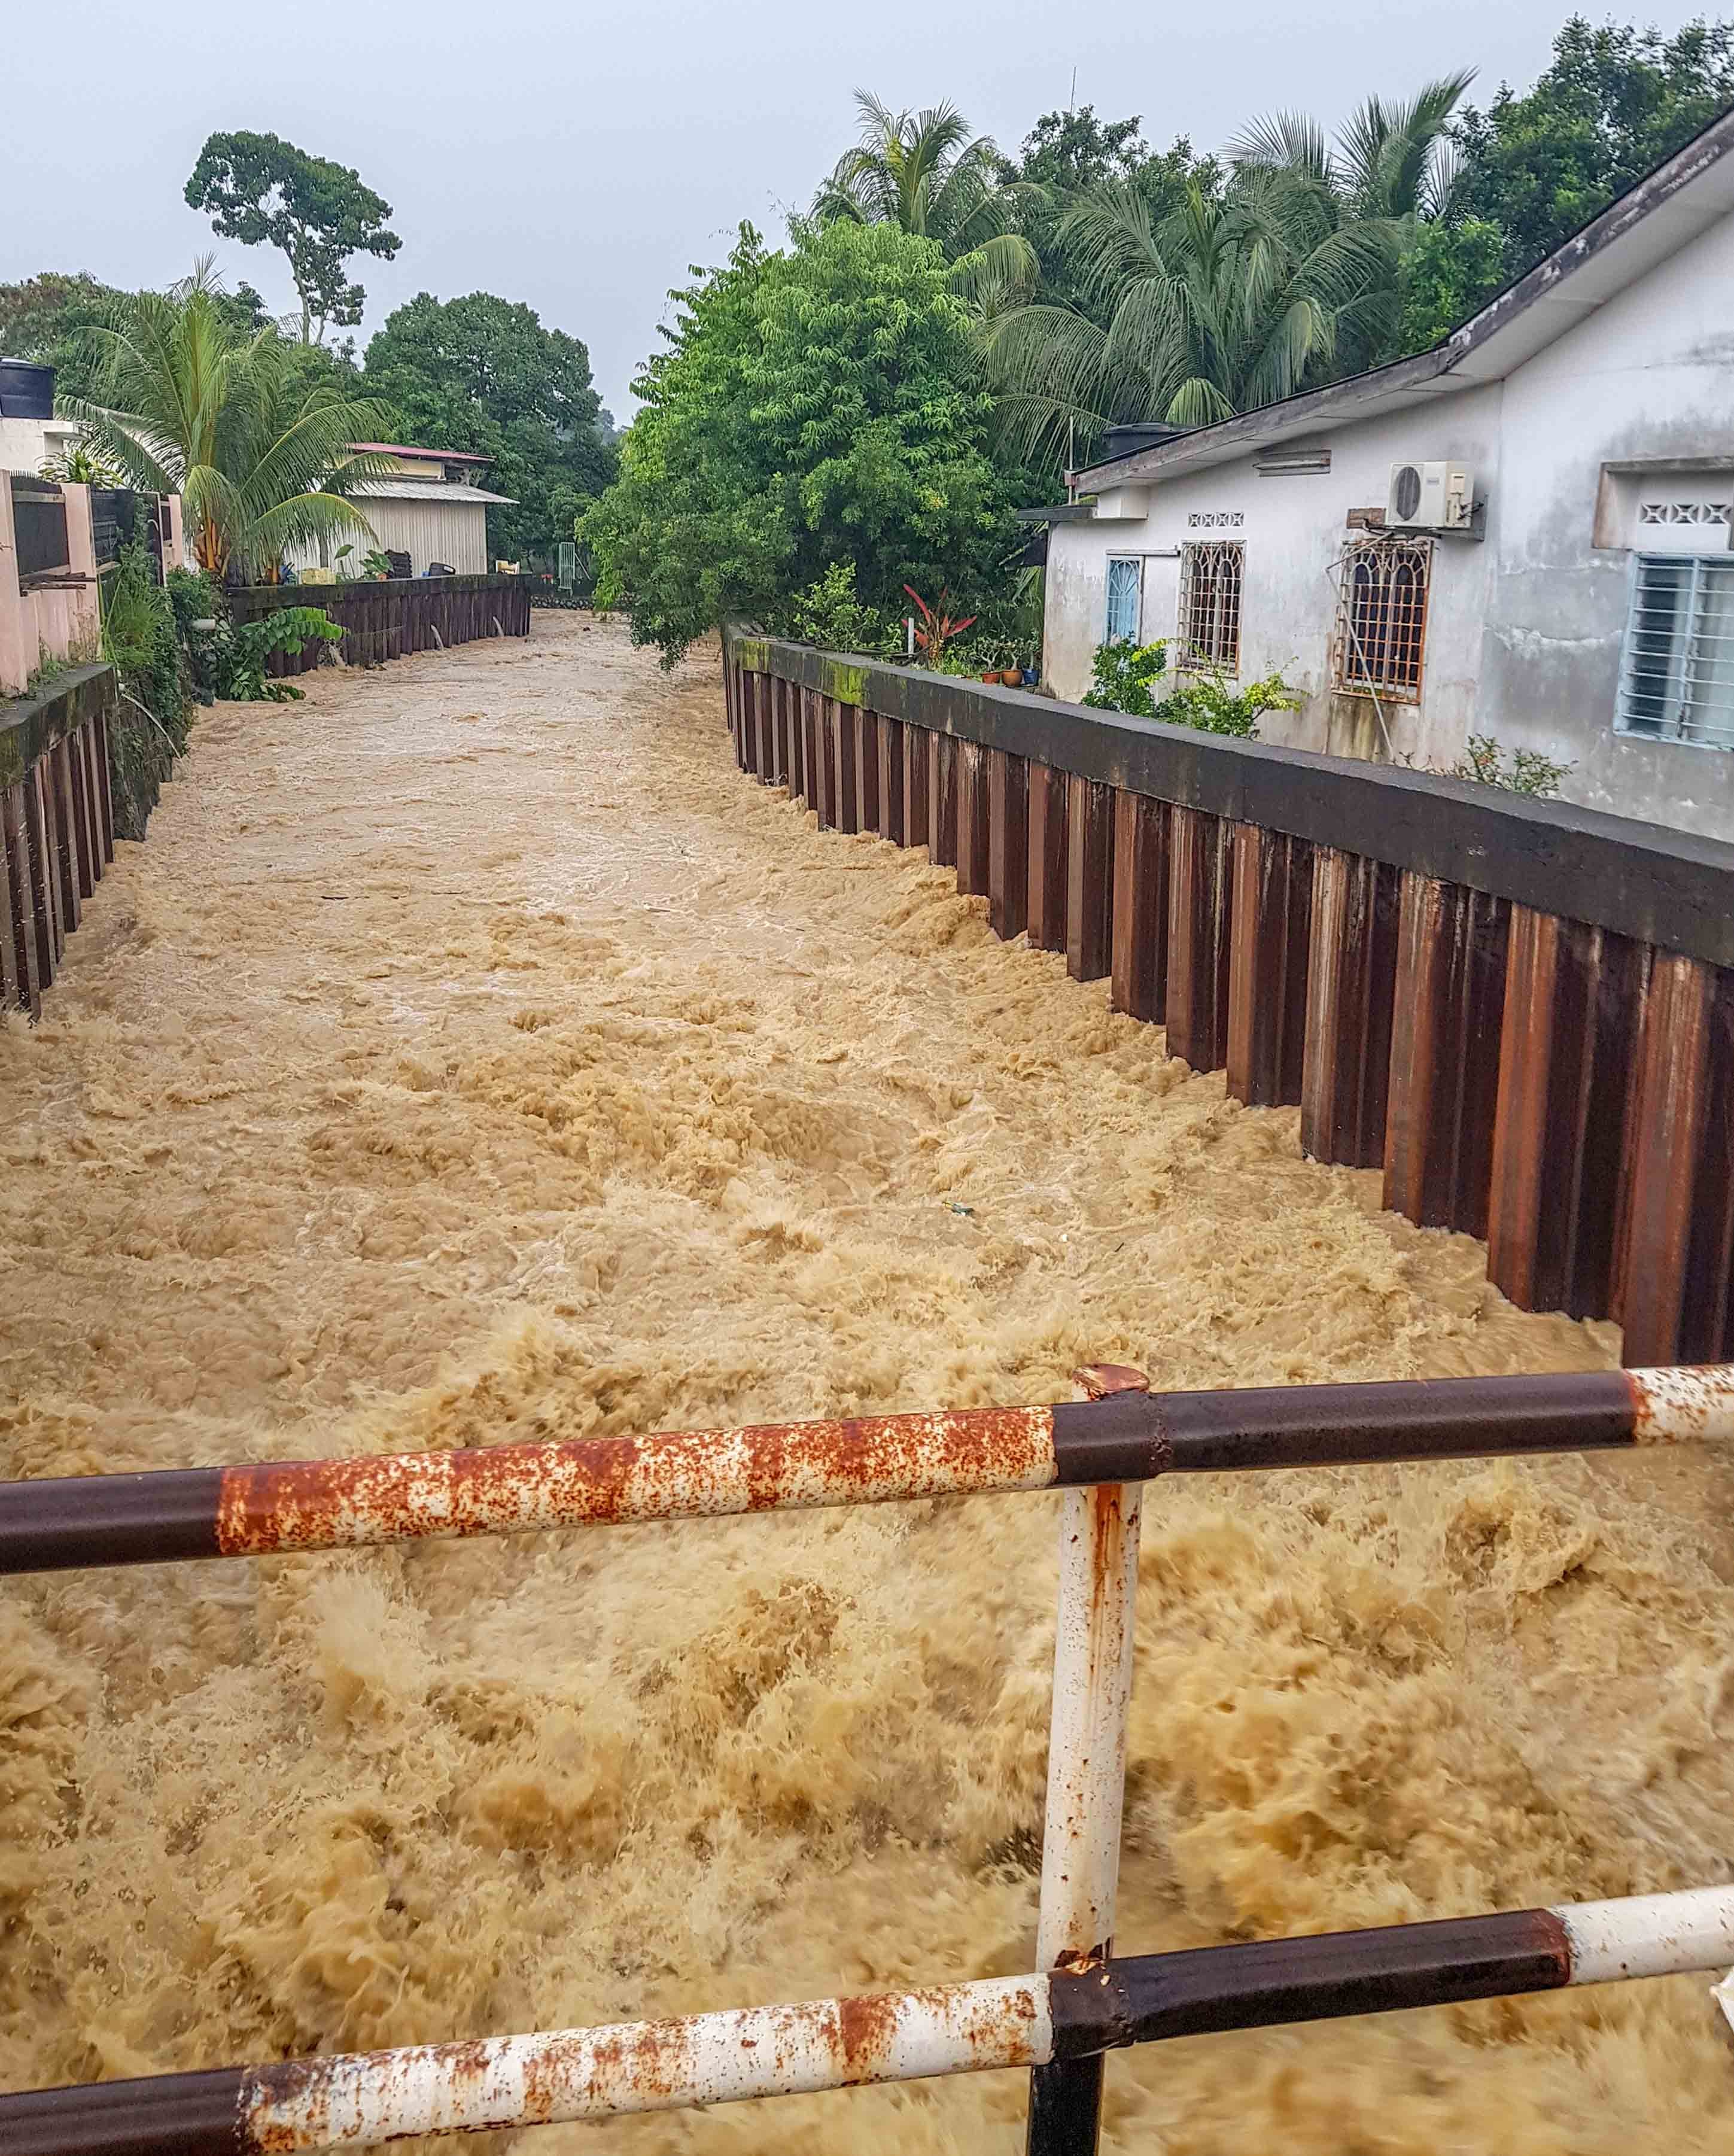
[{"x1": 4, "y1": 614, "x2": 1734, "y2": 2152}]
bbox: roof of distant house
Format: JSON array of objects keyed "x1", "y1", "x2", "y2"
[
  {"x1": 1072, "y1": 99, "x2": 1734, "y2": 491},
  {"x1": 349, "y1": 478, "x2": 516, "y2": 505},
  {"x1": 347, "y1": 443, "x2": 494, "y2": 464}
]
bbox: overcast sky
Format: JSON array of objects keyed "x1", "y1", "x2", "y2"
[{"x1": 3, "y1": 1, "x2": 1715, "y2": 420}]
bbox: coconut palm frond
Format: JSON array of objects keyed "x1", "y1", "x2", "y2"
[
  {"x1": 949, "y1": 232, "x2": 1041, "y2": 320},
  {"x1": 66, "y1": 267, "x2": 404, "y2": 580},
  {"x1": 812, "y1": 91, "x2": 1026, "y2": 266},
  {"x1": 1229, "y1": 110, "x2": 1336, "y2": 187},
  {"x1": 241, "y1": 492, "x2": 378, "y2": 581},
  {"x1": 1339, "y1": 68, "x2": 1476, "y2": 217}
]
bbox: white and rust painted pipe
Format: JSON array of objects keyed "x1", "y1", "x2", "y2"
[
  {"x1": 2, "y1": 1366, "x2": 1733, "y2": 1574},
  {"x1": 8, "y1": 1889, "x2": 1734, "y2": 2154},
  {"x1": 1028, "y1": 1367, "x2": 1146, "y2": 2156}
]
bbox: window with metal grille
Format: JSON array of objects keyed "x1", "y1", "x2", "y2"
[
  {"x1": 1616, "y1": 554, "x2": 1734, "y2": 750},
  {"x1": 1334, "y1": 538, "x2": 1431, "y2": 700},
  {"x1": 1105, "y1": 557, "x2": 1142, "y2": 642},
  {"x1": 1178, "y1": 540, "x2": 1242, "y2": 670}
]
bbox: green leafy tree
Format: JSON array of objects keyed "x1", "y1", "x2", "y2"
[
  {"x1": 583, "y1": 220, "x2": 1018, "y2": 665},
  {"x1": 363, "y1": 292, "x2": 615, "y2": 561},
  {"x1": 0, "y1": 272, "x2": 125, "y2": 399},
  {"x1": 1395, "y1": 215, "x2": 1508, "y2": 349},
  {"x1": 68, "y1": 263, "x2": 396, "y2": 580},
  {"x1": 1406, "y1": 17, "x2": 1734, "y2": 342},
  {"x1": 185, "y1": 130, "x2": 401, "y2": 343}
]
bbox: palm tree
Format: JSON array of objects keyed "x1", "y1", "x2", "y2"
[
  {"x1": 813, "y1": 92, "x2": 1039, "y2": 315},
  {"x1": 1231, "y1": 71, "x2": 1475, "y2": 223},
  {"x1": 985, "y1": 169, "x2": 1394, "y2": 464},
  {"x1": 985, "y1": 73, "x2": 1474, "y2": 467},
  {"x1": 65, "y1": 263, "x2": 396, "y2": 582}
]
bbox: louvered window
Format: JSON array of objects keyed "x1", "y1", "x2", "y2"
[{"x1": 1616, "y1": 554, "x2": 1734, "y2": 750}]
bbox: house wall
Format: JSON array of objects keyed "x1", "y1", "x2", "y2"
[
  {"x1": 1481, "y1": 209, "x2": 1734, "y2": 833},
  {"x1": 290, "y1": 496, "x2": 490, "y2": 579},
  {"x1": 0, "y1": 415, "x2": 82, "y2": 478},
  {"x1": 1044, "y1": 206, "x2": 1734, "y2": 835},
  {"x1": 0, "y1": 479, "x2": 100, "y2": 697},
  {"x1": 1045, "y1": 386, "x2": 1504, "y2": 767}
]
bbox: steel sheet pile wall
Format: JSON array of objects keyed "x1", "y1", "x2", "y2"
[
  {"x1": 724, "y1": 631, "x2": 1734, "y2": 1366},
  {"x1": 230, "y1": 573, "x2": 532, "y2": 677},
  {"x1": 0, "y1": 664, "x2": 117, "y2": 1017}
]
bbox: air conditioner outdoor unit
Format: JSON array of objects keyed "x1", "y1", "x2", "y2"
[{"x1": 1388, "y1": 461, "x2": 1476, "y2": 531}]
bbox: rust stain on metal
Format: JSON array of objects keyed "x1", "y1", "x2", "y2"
[
  {"x1": 835, "y1": 1989, "x2": 903, "y2": 2081},
  {"x1": 216, "y1": 1406, "x2": 1057, "y2": 1556},
  {"x1": 1072, "y1": 1365, "x2": 1149, "y2": 1400},
  {"x1": 1629, "y1": 1365, "x2": 1734, "y2": 1444}
]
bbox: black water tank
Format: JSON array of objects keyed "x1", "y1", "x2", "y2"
[
  {"x1": 1102, "y1": 421, "x2": 1185, "y2": 461},
  {"x1": 0, "y1": 360, "x2": 54, "y2": 419}
]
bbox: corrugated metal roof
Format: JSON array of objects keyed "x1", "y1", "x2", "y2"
[
  {"x1": 348, "y1": 442, "x2": 493, "y2": 463},
  {"x1": 349, "y1": 478, "x2": 517, "y2": 504}
]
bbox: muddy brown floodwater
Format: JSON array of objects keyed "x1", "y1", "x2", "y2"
[{"x1": 5, "y1": 613, "x2": 1734, "y2": 2152}]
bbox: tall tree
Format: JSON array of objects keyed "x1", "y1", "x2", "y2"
[
  {"x1": 67, "y1": 264, "x2": 395, "y2": 579},
  {"x1": 583, "y1": 221, "x2": 1017, "y2": 665},
  {"x1": 185, "y1": 131, "x2": 401, "y2": 344},
  {"x1": 813, "y1": 93, "x2": 1039, "y2": 314},
  {"x1": 1402, "y1": 16, "x2": 1734, "y2": 346},
  {"x1": 0, "y1": 272, "x2": 124, "y2": 400},
  {"x1": 362, "y1": 293, "x2": 615, "y2": 562}
]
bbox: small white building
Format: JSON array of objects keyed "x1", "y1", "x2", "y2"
[
  {"x1": 292, "y1": 443, "x2": 515, "y2": 579},
  {"x1": 1037, "y1": 105, "x2": 1734, "y2": 838}
]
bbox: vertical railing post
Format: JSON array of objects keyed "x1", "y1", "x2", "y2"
[{"x1": 1027, "y1": 1365, "x2": 1146, "y2": 2156}]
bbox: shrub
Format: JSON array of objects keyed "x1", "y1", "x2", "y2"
[
  {"x1": 174, "y1": 595, "x2": 344, "y2": 703},
  {"x1": 1448, "y1": 733, "x2": 1571, "y2": 798},
  {"x1": 1164, "y1": 667, "x2": 1300, "y2": 738},
  {"x1": 103, "y1": 542, "x2": 187, "y2": 736},
  {"x1": 774, "y1": 562, "x2": 891, "y2": 655},
  {"x1": 1082, "y1": 636, "x2": 1169, "y2": 715},
  {"x1": 1082, "y1": 637, "x2": 1299, "y2": 738}
]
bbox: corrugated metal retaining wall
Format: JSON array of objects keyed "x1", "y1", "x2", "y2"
[
  {"x1": 231, "y1": 573, "x2": 531, "y2": 677},
  {"x1": 1, "y1": 662, "x2": 116, "y2": 1017},
  {"x1": 723, "y1": 628, "x2": 1734, "y2": 1369}
]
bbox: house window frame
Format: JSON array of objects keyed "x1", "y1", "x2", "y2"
[
  {"x1": 1614, "y1": 550, "x2": 1734, "y2": 753},
  {"x1": 1176, "y1": 539, "x2": 1243, "y2": 673},
  {"x1": 1105, "y1": 555, "x2": 1143, "y2": 643},
  {"x1": 1333, "y1": 536, "x2": 1433, "y2": 703}
]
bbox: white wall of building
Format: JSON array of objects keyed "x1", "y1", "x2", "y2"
[
  {"x1": 1043, "y1": 205, "x2": 1734, "y2": 835},
  {"x1": 289, "y1": 494, "x2": 491, "y2": 579}
]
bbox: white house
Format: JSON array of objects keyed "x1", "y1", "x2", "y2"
[
  {"x1": 1036, "y1": 105, "x2": 1734, "y2": 839},
  {"x1": 291, "y1": 443, "x2": 515, "y2": 579}
]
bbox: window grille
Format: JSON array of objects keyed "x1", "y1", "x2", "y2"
[
  {"x1": 1178, "y1": 540, "x2": 1242, "y2": 670},
  {"x1": 1334, "y1": 538, "x2": 1431, "y2": 701},
  {"x1": 1615, "y1": 553, "x2": 1734, "y2": 750},
  {"x1": 1105, "y1": 557, "x2": 1142, "y2": 642}
]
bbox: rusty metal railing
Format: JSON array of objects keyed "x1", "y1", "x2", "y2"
[{"x1": 4, "y1": 1362, "x2": 1733, "y2": 2156}]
